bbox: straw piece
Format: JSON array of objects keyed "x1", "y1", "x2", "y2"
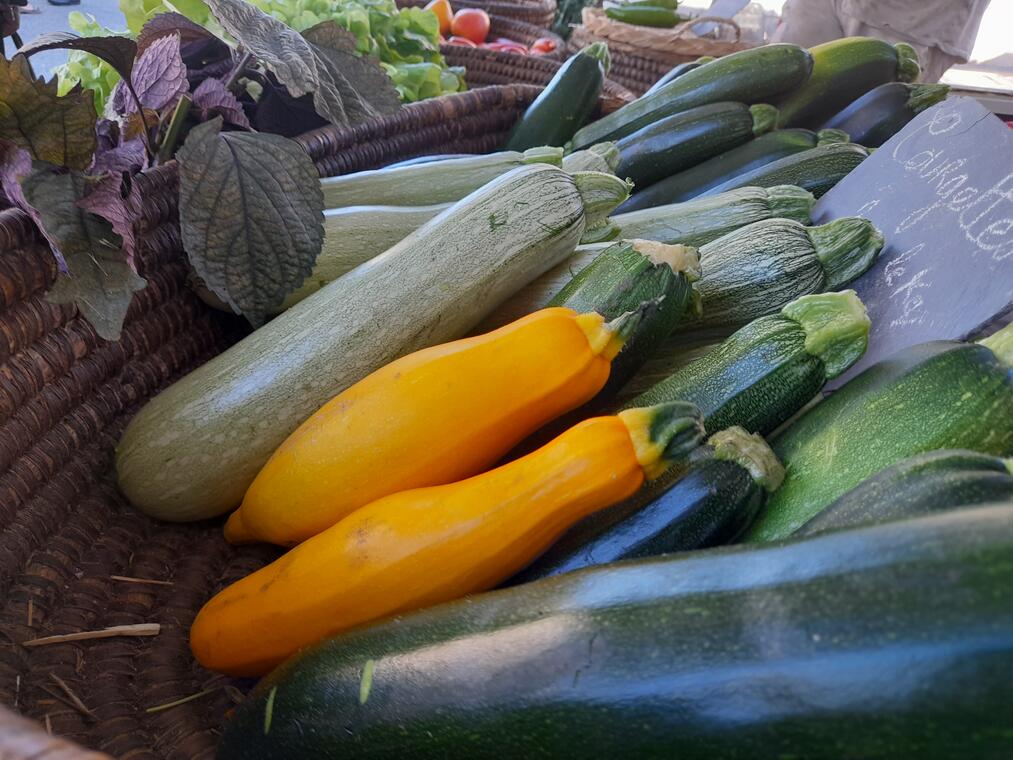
[
  {"x1": 22, "y1": 624, "x2": 161, "y2": 647},
  {"x1": 111, "y1": 575, "x2": 175, "y2": 587},
  {"x1": 145, "y1": 688, "x2": 218, "y2": 714},
  {"x1": 48, "y1": 674, "x2": 97, "y2": 721}
]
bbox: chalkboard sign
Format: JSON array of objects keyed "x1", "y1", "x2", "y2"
[{"x1": 814, "y1": 96, "x2": 1012, "y2": 388}]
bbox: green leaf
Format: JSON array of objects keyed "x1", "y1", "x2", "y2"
[
  {"x1": 176, "y1": 118, "x2": 324, "y2": 326},
  {"x1": 204, "y1": 0, "x2": 399, "y2": 127},
  {"x1": 0, "y1": 56, "x2": 97, "y2": 170},
  {"x1": 21, "y1": 167, "x2": 146, "y2": 341}
]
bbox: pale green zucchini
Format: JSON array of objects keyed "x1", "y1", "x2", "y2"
[
  {"x1": 275, "y1": 204, "x2": 450, "y2": 312},
  {"x1": 319, "y1": 146, "x2": 564, "y2": 207},
  {"x1": 613, "y1": 185, "x2": 815, "y2": 247},
  {"x1": 684, "y1": 216, "x2": 883, "y2": 330},
  {"x1": 116, "y1": 166, "x2": 630, "y2": 521}
]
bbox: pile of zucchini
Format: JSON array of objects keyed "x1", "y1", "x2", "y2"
[{"x1": 103, "y1": 34, "x2": 1013, "y2": 759}]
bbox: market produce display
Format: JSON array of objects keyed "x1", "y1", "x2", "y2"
[
  {"x1": 191, "y1": 400, "x2": 706, "y2": 675},
  {"x1": 12, "y1": 7, "x2": 1009, "y2": 752},
  {"x1": 745, "y1": 322, "x2": 1013, "y2": 541},
  {"x1": 217, "y1": 504, "x2": 1013, "y2": 758}
]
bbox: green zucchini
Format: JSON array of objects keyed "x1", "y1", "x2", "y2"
[
  {"x1": 505, "y1": 43, "x2": 611, "y2": 151},
  {"x1": 643, "y1": 57, "x2": 715, "y2": 97},
  {"x1": 571, "y1": 43, "x2": 813, "y2": 150},
  {"x1": 605, "y1": 5, "x2": 681, "y2": 27},
  {"x1": 512, "y1": 426, "x2": 783, "y2": 583},
  {"x1": 795, "y1": 449, "x2": 1013, "y2": 538},
  {"x1": 219, "y1": 503, "x2": 1013, "y2": 759},
  {"x1": 615, "y1": 184, "x2": 815, "y2": 245},
  {"x1": 591, "y1": 292, "x2": 869, "y2": 537},
  {"x1": 701, "y1": 141, "x2": 870, "y2": 199},
  {"x1": 821, "y1": 82, "x2": 950, "y2": 148},
  {"x1": 560, "y1": 141, "x2": 620, "y2": 174},
  {"x1": 115, "y1": 166, "x2": 631, "y2": 521},
  {"x1": 622, "y1": 128, "x2": 850, "y2": 209},
  {"x1": 616, "y1": 102, "x2": 778, "y2": 189},
  {"x1": 776, "y1": 37, "x2": 921, "y2": 128},
  {"x1": 745, "y1": 322, "x2": 1013, "y2": 542},
  {"x1": 318, "y1": 146, "x2": 563, "y2": 207},
  {"x1": 275, "y1": 204, "x2": 449, "y2": 311},
  {"x1": 685, "y1": 216, "x2": 883, "y2": 331}
]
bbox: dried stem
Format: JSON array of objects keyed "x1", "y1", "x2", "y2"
[
  {"x1": 22, "y1": 623, "x2": 160, "y2": 647},
  {"x1": 146, "y1": 687, "x2": 218, "y2": 714},
  {"x1": 48, "y1": 673, "x2": 97, "y2": 721},
  {"x1": 110, "y1": 575, "x2": 174, "y2": 587}
]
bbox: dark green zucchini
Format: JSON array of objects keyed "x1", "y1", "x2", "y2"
[
  {"x1": 605, "y1": 4, "x2": 681, "y2": 27},
  {"x1": 686, "y1": 216, "x2": 882, "y2": 330},
  {"x1": 505, "y1": 43, "x2": 610, "y2": 150},
  {"x1": 795, "y1": 449, "x2": 1013, "y2": 537},
  {"x1": 623, "y1": 128, "x2": 850, "y2": 208},
  {"x1": 512, "y1": 427, "x2": 783, "y2": 583},
  {"x1": 776, "y1": 37, "x2": 921, "y2": 128},
  {"x1": 570, "y1": 43, "x2": 813, "y2": 150},
  {"x1": 219, "y1": 503, "x2": 1013, "y2": 760},
  {"x1": 821, "y1": 82, "x2": 950, "y2": 147},
  {"x1": 551, "y1": 239, "x2": 700, "y2": 397},
  {"x1": 745, "y1": 322, "x2": 1013, "y2": 542},
  {"x1": 643, "y1": 56, "x2": 715, "y2": 96},
  {"x1": 701, "y1": 141, "x2": 870, "y2": 199},
  {"x1": 616, "y1": 102, "x2": 777, "y2": 189}
]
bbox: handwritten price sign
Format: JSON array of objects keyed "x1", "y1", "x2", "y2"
[{"x1": 814, "y1": 96, "x2": 1012, "y2": 388}]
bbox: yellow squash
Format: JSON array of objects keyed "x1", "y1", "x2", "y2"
[
  {"x1": 191, "y1": 402, "x2": 704, "y2": 676},
  {"x1": 225, "y1": 307, "x2": 640, "y2": 547}
]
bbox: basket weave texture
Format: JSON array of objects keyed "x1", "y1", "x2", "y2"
[
  {"x1": 568, "y1": 8, "x2": 752, "y2": 94},
  {"x1": 0, "y1": 82, "x2": 626, "y2": 758}
]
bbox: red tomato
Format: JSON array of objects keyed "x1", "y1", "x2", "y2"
[
  {"x1": 447, "y1": 35, "x2": 478, "y2": 47},
  {"x1": 450, "y1": 8, "x2": 491, "y2": 44},
  {"x1": 424, "y1": 0, "x2": 453, "y2": 36},
  {"x1": 530, "y1": 37, "x2": 558, "y2": 54}
]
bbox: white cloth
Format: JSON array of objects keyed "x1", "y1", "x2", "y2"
[{"x1": 773, "y1": 0, "x2": 991, "y2": 82}]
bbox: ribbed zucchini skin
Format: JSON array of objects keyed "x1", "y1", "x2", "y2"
[
  {"x1": 512, "y1": 453, "x2": 762, "y2": 583},
  {"x1": 746, "y1": 340, "x2": 1013, "y2": 542},
  {"x1": 795, "y1": 449, "x2": 1013, "y2": 537},
  {"x1": 821, "y1": 82, "x2": 950, "y2": 147},
  {"x1": 615, "y1": 185, "x2": 815, "y2": 244},
  {"x1": 218, "y1": 504, "x2": 1013, "y2": 760},
  {"x1": 624, "y1": 129, "x2": 826, "y2": 208},
  {"x1": 615, "y1": 102, "x2": 767, "y2": 189},
  {"x1": 276, "y1": 204, "x2": 450, "y2": 311},
  {"x1": 505, "y1": 44, "x2": 607, "y2": 150},
  {"x1": 571, "y1": 44, "x2": 813, "y2": 149},
  {"x1": 776, "y1": 37, "x2": 921, "y2": 128},
  {"x1": 701, "y1": 142, "x2": 869, "y2": 199}
]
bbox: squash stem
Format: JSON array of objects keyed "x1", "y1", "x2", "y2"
[
  {"x1": 816, "y1": 128, "x2": 850, "y2": 145},
  {"x1": 765, "y1": 185, "x2": 817, "y2": 221},
  {"x1": 749, "y1": 104, "x2": 778, "y2": 136},
  {"x1": 618, "y1": 401, "x2": 705, "y2": 480},
  {"x1": 907, "y1": 83, "x2": 950, "y2": 114},
  {"x1": 581, "y1": 42, "x2": 612, "y2": 75},
  {"x1": 521, "y1": 146, "x2": 565, "y2": 167},
  {"x1": 572, "y1": 171, "x2": 634, "y2": 233},
  {"x1": 895, "y1": 42, "x2": 921, "y2": 83},
  {"x1": 978, "y1": 322, "x2": 1013, "y2": 369},
  {"x1": 630, "y1": 240, "x2": 701, "y2": 280},
  {"x1": 709, "y1": 426, "x2": 785, "y2": 492},
  {"x1": 807, "y1": 216, "x2": 884, "y2": 290},
  {"x1": 781, "y1": 290, "x2": 871, "y2": 379}
]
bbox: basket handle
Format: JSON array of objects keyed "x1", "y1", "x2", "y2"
[{"x1": 671, "y1": 15, "x2": 742, "y2": 41}]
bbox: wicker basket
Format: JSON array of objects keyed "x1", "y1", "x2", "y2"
[
  {"x1": 568, "y1": 8, "x2": 752, "y2": 95},
  {"x1": 0, "y1": 83, "x2": 627, "y2": 758},
  {"x1": 398, "y1": 0, "x2": 556, "y2": 28},
  {"x1": 447, "y1": 44, "x2": 633, "y2": 109}
]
